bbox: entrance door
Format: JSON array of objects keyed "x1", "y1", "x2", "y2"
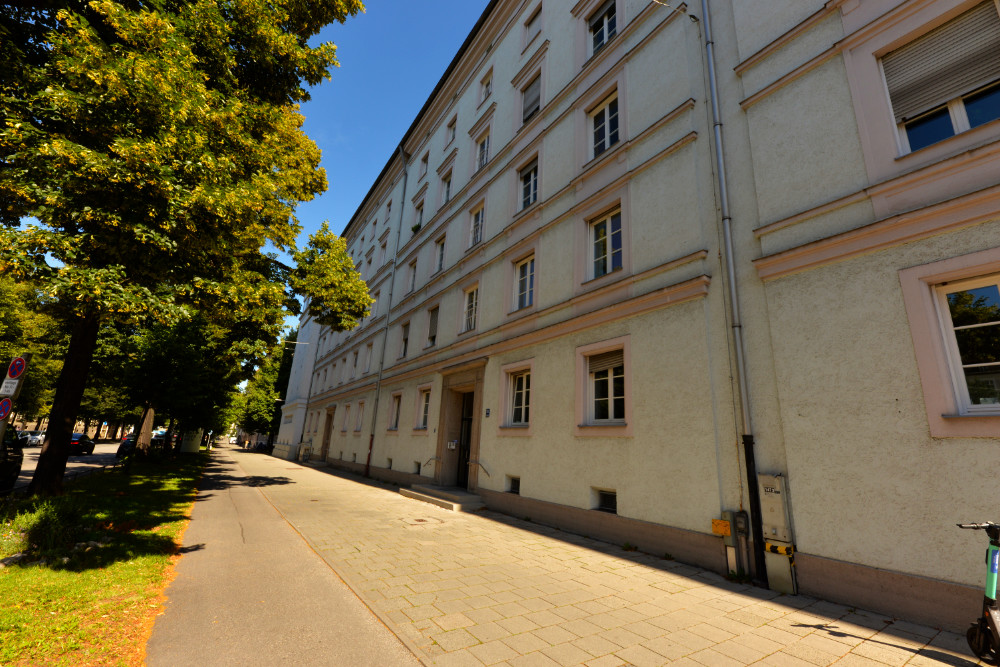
[{"x1": 456, "y1": 392, "x2": 474, "y2": 488}]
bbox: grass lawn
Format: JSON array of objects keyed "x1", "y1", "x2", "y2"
[{"x1": 0, "y1": 454, "x2": 205, "y2": 666}]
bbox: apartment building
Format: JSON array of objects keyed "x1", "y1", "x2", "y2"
[{"x1": 276, "y1": 0, "x2": 1000, "y2": 630}]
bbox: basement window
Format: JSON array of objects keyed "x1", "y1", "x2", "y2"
[
  {"x1": 594, "y1": 489, "x2": 617, "y2": 514},
  {"x1": 507, "y1": 476, "x2": 521, "y2": 495}
]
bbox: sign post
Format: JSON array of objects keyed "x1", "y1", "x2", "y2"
[{"x1": 0, "y1": 353, "x2": 32, "y2": 446}]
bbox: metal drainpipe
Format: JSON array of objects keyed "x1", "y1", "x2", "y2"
[
  {"x1": 365, "y1": 144, "x2": 409, "y2": 477},
  {"x1": 700, "y1": 0, "x2": 768, "y2": 587}
]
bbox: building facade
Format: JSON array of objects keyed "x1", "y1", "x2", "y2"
[{"x1": 276, "y1": 0, "x2": 1000, "y2": 630}]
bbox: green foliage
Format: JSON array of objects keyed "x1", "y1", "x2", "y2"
[
  {"x1": 0, "y1": 276, "x2": 64, "y2": 421},
  {"x1": 291, "y1": 222, "x2": 373, "y2": 330},
  {"x1": 238, "y1": 329, "x2": 296, "y2": 437},
  {"x1": 0, "y1": 0, "x2": 367, "y2": 492}
]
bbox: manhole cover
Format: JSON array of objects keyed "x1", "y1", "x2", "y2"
[{"x1": 402, "y1": 517, "x2": 442, "y2": 526}]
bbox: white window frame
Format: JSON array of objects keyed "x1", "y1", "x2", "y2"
[
  {"x1": 899, "y1": 247, "x2": 1000, "y2": 437},
  {"x1": 400, "y1": 322, "x2": 410, "y2": 358},
  {"x1": 441, "y1": 171, "x2": 452, "y2": 206},
  {"x1": 575, "y1": 336, "x2": 632, "y2": 436},
  {"x1": 354, "y1": 401, "x2": 364, "y2": 432},
  {"x1": 416, "y1": 387, "x2": 431, "y2": 430},
  {"x1": 514, "y1": 256, "x2": 535, "y2": 310},
  {"x1": 933, "y1": 274, "x2": 1000, "y2": 415},
  {"x1": 462, "y1": 285, "x2": 479, "y2": 333},
  {"x1": 480, "y1": 70, "x2": 493, "y2": 105},
  {"x1": 509, "y1": 369, "x2": 531, "y2": 426},
  {"x1": 499, "y1": 359, "x2": 535, "y2": 435},
  {"x1": 589, "y1": 208, "x2": 623, "y2": 280},
  {"x1": 414, "y1": 201, "x2": 424, "y2": 228},
  {"x1": 589, "y1": 0, "x2": 617, "y2": 56},
  {"x1": 351, "y1": 350, "x2": 358, "y2": 378},
  {"x1": 407, "y1": 260, "x2": 417, "y2": 293},
  {"x1": 524, "y1": 5, "x2": 542, "y2": 48},
  {"x1": 388, "y1": 393, "x2": 402, "y2": 430},
  {"x1": 364, "y1": 342, "x2": 373, "y2": 372},
  {"x1": 470, "y1": 205, "x2": 485, "y2": 247},
  {"x1": 476, "y1": 132, "x2": 491, "y2": 171},
  {"x1": 419, "y1": 152, "x2": 429, "y2": 179},
  {"x1": 590, "y1": 92, "x2": 620, "y2": 158},
  {"x1": 520, "y1": 160, "x2": 538, "y2": 210},
  {"x1": 426, "y1": 305, "x2": 439, "y2": 347},
  {"x1": 522, "y1": 74, "x2": 542, "y2": 124},
  {"x1": 435, "y1": 236, "x2": 446, "y2": 273},
  {"x1": 446, "y1": 116, "x2": 457, "y2": 146},
  {"x1": 341, "y1": 404, "x2": 351, "y2": 432}
]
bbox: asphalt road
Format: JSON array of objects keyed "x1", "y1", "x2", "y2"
[{"x1": 14, "y1": 441, "x2": 121, "y2": 491}]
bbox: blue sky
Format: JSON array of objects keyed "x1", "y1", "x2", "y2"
[{"x1": 295, "y1": 1, "x2": 492, "y2": 245}]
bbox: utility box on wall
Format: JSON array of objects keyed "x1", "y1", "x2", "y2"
[
  {"x1": 757, "y1": 472, "x2": 796, "y2": 594},
  {"x1": 758, "y1": 473, "x2": 792, "y2": 543}
]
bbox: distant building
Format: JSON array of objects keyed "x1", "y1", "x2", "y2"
[{"x1": 278, "y1": 0, "x2": 1000, "y2": 630}]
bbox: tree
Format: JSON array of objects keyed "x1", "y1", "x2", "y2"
[
  {"x1": 238, "y1": 329, "x2": 296, "y2": 440},
  {"x1": 0, "y1": 0, "x2": 366, "y2": 494}
]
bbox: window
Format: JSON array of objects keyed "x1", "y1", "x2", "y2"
[
  {"x1": 508, "y1": 476, "x2": 521, "y2": 494},
  {"x1": 379, "y1": 240, "x2": 387, "y2": 265},
  {"x1": 435, "y1": 236, "x2": 446, "y2": 272},
  {"x1": 882, "y1": 2, "x2": 1000, "y2": 153},
  {"x1": 589, "y1": 349, "x2": 625, "y2": 423},
  {"x1": 372, "y1": 291, "x2": 380, "y2": 318},
  {"x1": 525, "y1": 7, "x2": 541, "y2": 45},
  {"x1": 400, "y1": 322, "x2": 410, "y2": 358},
  {"x1": 509, "y1": 369, "x2": 531, "y2": 425},
  {"x1": 341, "y1": 405, "x2": 351, "y2": 432},
  {"x1": 351, "y1": 350, "x2": 358, "y2": 378},
  {"x1": 589, "y1": 0, "x2": 616, "y2": 54},
  {"x1": 419, "y1": 152, "x2": 428, "y2": 178},
  {"x1": 355, "y1": 401, "x2": 364, "y2": 431},
  {"x1": 594, "y1": 489, "x2": 617, "y2": 514},
  {"x1": 385, "y1": 201, "x2": 392, "y2": 224},
  {"x1": 520, "y1": 160, "x2": 538, "y2": 210},
  {"x1": 462, "y1": 286, "x2": 479, "y2": 332},
  {"x1": 900, "y1": 247, "x2": 1000, "y2": 437},
  {"x1": 470, "y1": 205, "x2": 485, "y2": 247},
  {"x1": 441, "y1": 171, "x2": 452, "y2": 205},
  {"x1": 515, "y1": 256, "x2": 535, "y2": 310},
  {"x1": 522, "y1": 75, "x2": 541, "y2": 123},
  {"x1": 480, "y1": 71, "x2": 493, "y2": 103},
  {"x1": 935, "y1": 274, "x2": 1000, "y2": 412},
  {"x1": 446, "y1": 116, "x2": 457, "y2": 145},
  {"x1": 427, "y1": 306, "x2": 439, "y2": 347},
  {"x1": 476, "y1": 132, "x2": 490, "y2": 171},
  {"x1": 365, "y1": 342, "x2": 373, "y2": 372},
  {"x1": 590, "y1": 209, "x2": 622, "y2": 279},
  {"x1": 417, "y1": 389, "x2": 431, "y2": 429},
  {"x1": 388, "y1": 393, "x2": 401, "y2": 430},
  {"x1": 407, "y1": 260, "x2": 417, "y2": 293},
  {"x1": 414, "y1": 201, "x2": 424, "y2": 228},
  {"x1": 591, "y1": 93, "x2": 619, "y2": 157}
]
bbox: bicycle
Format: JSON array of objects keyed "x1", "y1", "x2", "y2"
[{"x1": 957, "y1": 522, "x2": 1000, "y2": 665}]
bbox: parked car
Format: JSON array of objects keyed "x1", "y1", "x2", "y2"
[
  {"x1": 18, "y1": 430, "x2": 45, "y2": 447},
  {"x1": 1, "y1": 428, "x2": 24, "y2": 495},
  {"x1": 68, "y1": 433, "x2": 95, "y2": 455}
]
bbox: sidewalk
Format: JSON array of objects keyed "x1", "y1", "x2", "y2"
[{"x1": 163, "y1": 446, "x2": 984, "y2": 666}]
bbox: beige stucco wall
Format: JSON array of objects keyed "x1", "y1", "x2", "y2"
[{"x1": 764, "y1": 220, "x2": 1000, "y2": 585}]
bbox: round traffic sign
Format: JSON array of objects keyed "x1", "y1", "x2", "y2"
[
  {"x1": 0, "y1": 398, "x2": 11, "y2": 421},
  {"x1": 8, "y1": 357, "x2": 26, "y2": 379}
]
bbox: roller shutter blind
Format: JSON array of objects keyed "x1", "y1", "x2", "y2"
[
  {"x1": 588, "y1": 349, "x2": 623, "y2": 374},
  {"x1": 882, "y1": 1, "x2": 1000, "y2": 122}
]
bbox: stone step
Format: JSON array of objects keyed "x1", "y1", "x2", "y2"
[{"x1": 400, "y1": 485, "x2": 484, "y2": 512}]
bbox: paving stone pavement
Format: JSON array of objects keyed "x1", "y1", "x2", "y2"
[{"x1": 228, "y1": 447, "x2": 984, "y2": 666}]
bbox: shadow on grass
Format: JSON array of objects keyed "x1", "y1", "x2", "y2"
[{"x1": 2, "y1": 455, "x2": 207, "y2": 572}]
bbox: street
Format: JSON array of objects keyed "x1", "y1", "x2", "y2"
[{"x1": 14, "y1": 441, "x2": 121, "y2": 492}]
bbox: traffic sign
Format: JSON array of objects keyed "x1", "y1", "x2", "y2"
[
  {"x1": 0, "y1": 379, "x2": 17, "y2": 396},
  {"x1": 0, "y1": 398, "x2": 11, "y2": 421},
  {"x1": 7, "y1": 357, "x2": 25, "y2": 379}
]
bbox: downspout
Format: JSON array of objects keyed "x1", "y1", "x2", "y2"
[
  {"x1": 700, "y1": 0, "x2": 768, "y2": 587},
  {"x1": 365, "y1": 144, "x2": 410, "y2": 477}
]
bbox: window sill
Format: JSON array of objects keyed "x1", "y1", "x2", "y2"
[
  {"x1": 582, "y1": 266, "x2": 625, "y2": 287},
  {"x1": 501, "y1": 423, "x2": 530, "y2": 429},
  {"x1": 941, "y1": 412, "x2": 1000, "y2": 419}
]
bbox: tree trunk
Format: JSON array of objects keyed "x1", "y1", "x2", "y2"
[
  {"x1": 29, "y1": 312, "x2": 101, "y2": 496},
  {"x1": 34, "y1": 416, "x2": 44, "y2": 430},
  {"x1": 136, "y1": 405, "x2": 154, "y2": 454}
]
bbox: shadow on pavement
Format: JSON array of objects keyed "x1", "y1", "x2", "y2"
[{"x1": 792, "y1": 622, "x2": 978, "y2": 666}]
